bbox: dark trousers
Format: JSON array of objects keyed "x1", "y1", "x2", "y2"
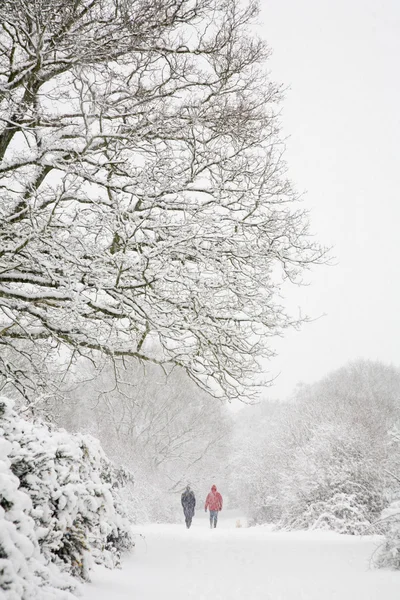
[{"x1": 184, "y1": 512, "x2": 193, "y2": 528}]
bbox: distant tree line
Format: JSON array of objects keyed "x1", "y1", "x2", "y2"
[{"x1": 230, "y1": 359, "x2": 400, "y2": 567}]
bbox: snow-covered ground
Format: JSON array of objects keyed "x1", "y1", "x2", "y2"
[{"x1": 82, "y1": 511, "x2": 400, "y2": 600}]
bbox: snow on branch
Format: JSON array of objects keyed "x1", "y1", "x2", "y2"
[{"x1": 0, "y1": 0, "x2": 327, "y2": 402}]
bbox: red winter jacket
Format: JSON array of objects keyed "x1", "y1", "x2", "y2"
[{"x1": 205, "y1": 486, "x2": 223, "y2": 511}]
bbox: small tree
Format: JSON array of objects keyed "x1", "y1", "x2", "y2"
[{"x1": 0, "y1": 0, "x2": 324, "y2": 403}]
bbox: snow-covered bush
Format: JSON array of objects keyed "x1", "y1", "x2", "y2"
[
  {"x1": 0, "y1": 397, "x2": 134, "y2": 597},
  {"x1": 0, "y1": 417, "x2": 76, "y2": 598},
  {"x1": 374, "y1": 501, "x2": 400, "y2": 569},
  {"x1": 279, "y1": 420, "x2": 385, "y2": 534},
  {"x1": 374, "y1": 428, "x2": 400, "y2": 569}
]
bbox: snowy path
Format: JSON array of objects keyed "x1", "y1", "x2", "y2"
[{"x1": 82, "y1": 513, "x2": 400, "y2": 600}]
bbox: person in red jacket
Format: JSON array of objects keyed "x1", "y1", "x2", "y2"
[{"x1": 204, "y1": 485, "x2": 223, "y2": 528}]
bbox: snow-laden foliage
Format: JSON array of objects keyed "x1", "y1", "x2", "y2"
[
  {"x1": 0, "y1": 0, "x2": 325, "y2": 404},
  {"x1": 279, "y1": 420, "x2": 385, "y2": 534},
  {"x1": 0, "y1": 401, "x2": 76, "y2": 599},
  {"x1": 374, "y1": 501, "x2": 400, "y2": 569},
  {"x1": 47, "y1": 359, "x2": 232, "y2": 523},
  {"x1": 374, "y1": 427, "x2": 400, "y2": 569},
  {"x1": 232, "y1": 361, "x2": 400, "y2": 536},
  {"x1": 0, "y1": 397, "x2": 134, "y2": 598}
]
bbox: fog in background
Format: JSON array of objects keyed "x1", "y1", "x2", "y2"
[{"x1": 256, "y1": 0, "x2": 400, "y2": 399}]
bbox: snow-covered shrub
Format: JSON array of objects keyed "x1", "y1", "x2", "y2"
[
  {"x1": 283, "y1": 490, "x2": 379, "y2": 535},
  {"x1": 0, "y1": 417, "x2": 76, "y2": 599},
  {"x1": 0, "y1": 397, "x2": 134, "y2": 596},
  {"x1": 374, "y1": 501, "x2": 400, "y2": 569},
  {"x1": 279, "y1": 421, "x2": 385, "y2": 534},
  {"x1": 374, "y1": 428, "x2": 400, "y2": 569}
]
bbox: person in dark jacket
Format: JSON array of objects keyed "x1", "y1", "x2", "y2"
[{"x1": 181, "y1": 485, "x2": 196, "y2": 528}]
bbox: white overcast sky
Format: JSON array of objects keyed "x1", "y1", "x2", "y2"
[{"x1": 256, "y1": 0, "x2": 400, "y2": 398}]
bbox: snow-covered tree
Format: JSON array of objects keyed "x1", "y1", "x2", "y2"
[
  {"x1": 278, "y1": 361, "x2": 400, "y2": 533},
  {"x1": 0, "y1": 0, "x2": 324, "y2": 404},
  {"x1": 232, "y1": 360, "x2": 400, "y2": 533}
]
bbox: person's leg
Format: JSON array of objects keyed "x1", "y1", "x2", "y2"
[
  {"x1": 187, "y1": 515, "x2": 192, "y2": 528},
  {"x1": 209, "y1": 510, "x2": 214, "y2": 528},
  {"x1": 214, "y1": 511, "x2": 218, "y2": 528},
  {"x1": 210, "y1": 510, "x2": 217, "y2": 528}
]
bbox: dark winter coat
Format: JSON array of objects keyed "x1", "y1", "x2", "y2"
[{"x1": 181, "y1": 489, "x2": 196, "y2": 517}]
